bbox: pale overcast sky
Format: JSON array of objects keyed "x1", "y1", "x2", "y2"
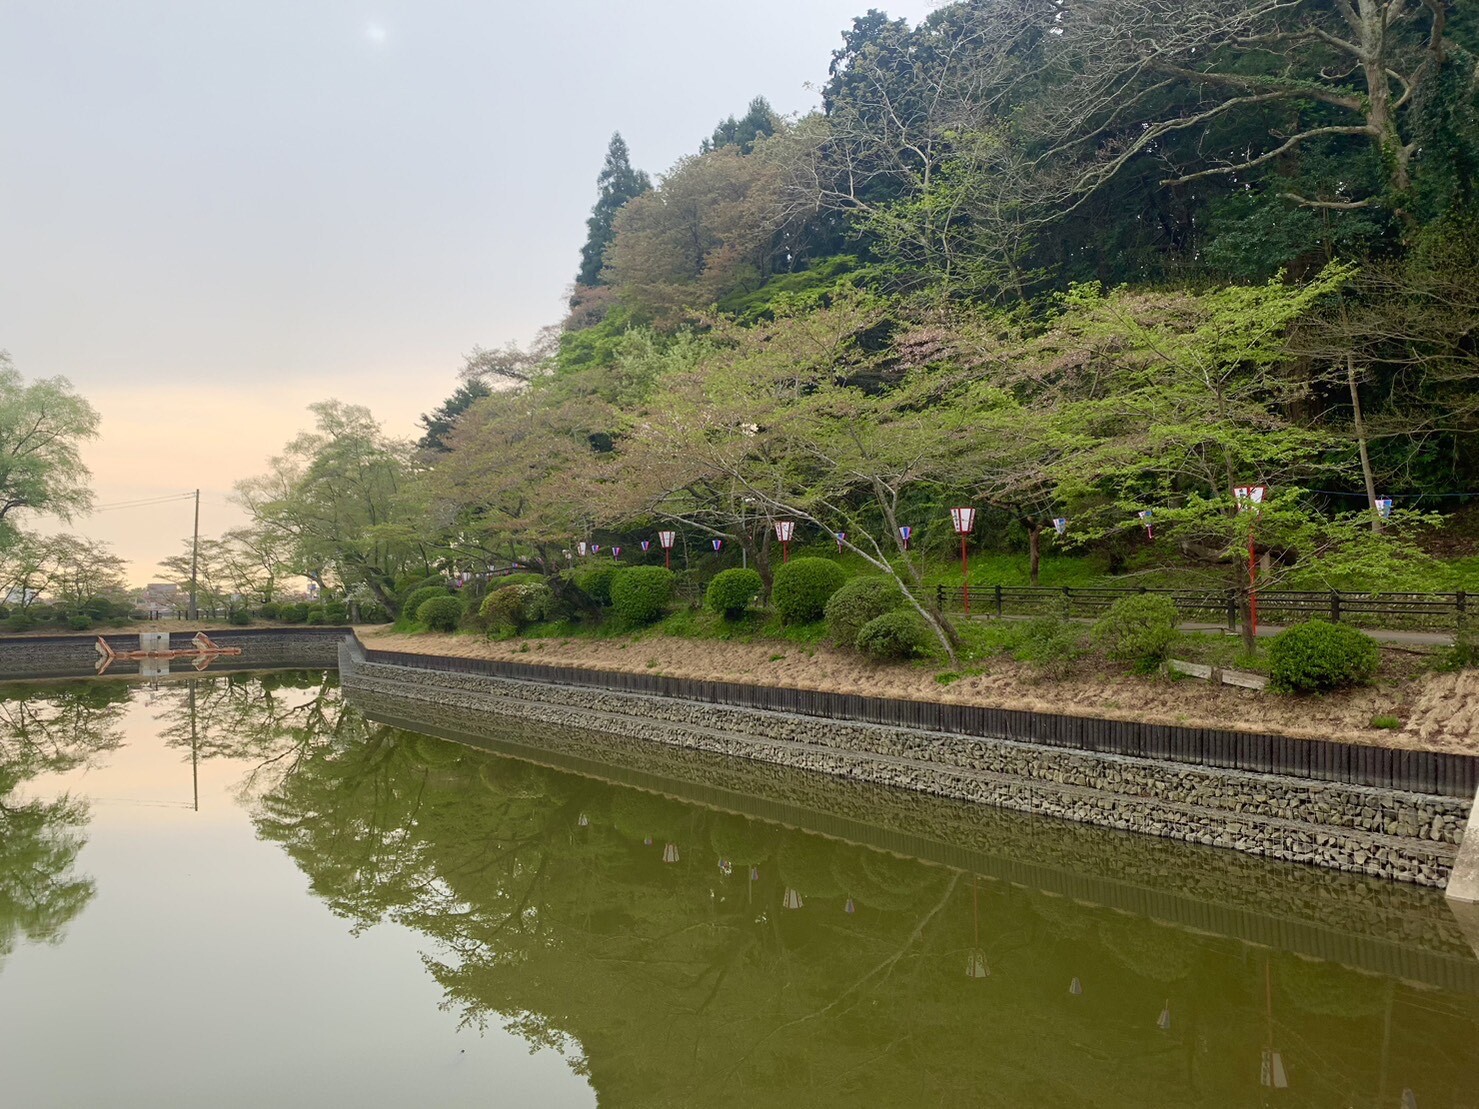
[{"x1": 0, "y1": 0, "x2": 937, "y2": 581}]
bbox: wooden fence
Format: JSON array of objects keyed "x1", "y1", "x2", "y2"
[
  {"x1": 937, "y1": 585, "x2": 1469, "y2": 632},
  {"x1": 357, "y1": 642, "x2": 1479, "y2": 799}
]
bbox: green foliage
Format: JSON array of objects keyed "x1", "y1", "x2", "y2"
[
  {"x1": 772, "y1": 558, "x2": 848, "y2": 624},
  {"x1": 228, "y1": 610, "x2": 252, "y2": 626},
  {"x1": 825, "y1": 575, "x2": 906, "y2": 646},
  {"x1": 572, "y1": 565, "x2": 618, "y2": 606},
  {"x1": 855, "y1": 609, "x2": 932, "y2": 661},
  {"x1": 610, "y1": 566, "x2": 675, "y2": 627},
  {"x1": 576, "y1": 132, "x2": 652, "y2": 288},
  {"x1": 323, "y1": 601, "x2": 349, "y2": 624},
  {"x1": 279, "y1": 603, "x2": 310, "y2": 624},
  {"x1": 1369, "y1": 715, "x2": 1402, "y2": 730},
  {"x1": 305, "y1": 610, "x2": 325, "y2": 626},
  {"x1": 1091, "y1": 594, "x2": 1180, "y2": 673},
  {"x1": 3, "y1": 612, "x2": 33, "y2": 632},
  {"x1": 1432, "y1": 630, "x2": 1479, "y2": 673},
  {"x1": 705, "y1": 568, "x2": 763, "y2": 618},
  {"x1": 1010, "y1": 617, "x2": 1088, "y2": 673},
  {"x1": 403, "y1": 586, "x2": 451, "y2": 622},
  {"x1": 480, "y1": 583, "x2": 555, "y2": 634},
  {"x1": 417, "y1": 595, "x2": 465, "y2": 633},
  {"x1": 66, "y1": 614, "x2": 91, "y2": 631},
  {"x1": 1267, "y1": 621, "x2": 1381, "y2": 694},
  {"x1": 257, "y1": 601, "x2": 281, "y2": 619}
]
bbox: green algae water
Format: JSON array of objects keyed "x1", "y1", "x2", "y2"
[{"x1": 2, "y1": 673, "x2": 1477, "y2": 1108}]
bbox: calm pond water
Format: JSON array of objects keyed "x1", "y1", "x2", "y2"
[{"x1": 2, "y1": 672, "x2": 1477, "y2": 1108}]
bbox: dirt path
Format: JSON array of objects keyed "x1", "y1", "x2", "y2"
[{"x1": 359, "y1": 628, "x2": 1479, "y2": 755}]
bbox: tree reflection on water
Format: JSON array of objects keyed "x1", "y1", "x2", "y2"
[
  {"x1": 0, "y1": 682, "x2": 127, "y2": 967},
  {"x1": 204, "y1": 682, "x2": 1479, "y2": 1109}
]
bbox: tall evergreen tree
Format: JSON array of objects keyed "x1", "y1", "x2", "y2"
[
  {"x1": 701, "y1": 96, "x2": 779, "y2": 155},
  {"x1": 576, "y1": 133, "x2": 651, "y2": 288}
]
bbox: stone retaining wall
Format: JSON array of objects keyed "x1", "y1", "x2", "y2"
[
  {"x1": 0, "y1": 627, "x2": 348, "y2": 679},
  {"x1": 341, "y1": 645, "x2": 1470, "y2": 889}
]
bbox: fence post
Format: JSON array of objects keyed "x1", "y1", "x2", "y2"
[
  {"x1": 936, "y1": 584, "x2": 945, "y2": 611},
  {"x1": 995, "y1": 584, "x2": 1003, "y2": 617},
  {"x1": 1330, "y1": 591, "x2": 1342, "y2": 624},
  {"x1": 1063, "y1": 585, "x2": 1072, "y2": 617},
  {"x1": 1459, "y1": 590, "x2": 1467, "y2": 632}
]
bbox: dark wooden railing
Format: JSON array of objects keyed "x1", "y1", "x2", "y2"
[{"x1": 935, "y1": 585, "x2": 1468, "y2": 632}]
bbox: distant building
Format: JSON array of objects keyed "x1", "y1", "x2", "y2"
[{"x1": 139, "y1": 582, "x2": 180, "y2": 618}]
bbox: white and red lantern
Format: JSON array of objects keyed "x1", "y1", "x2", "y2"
[
  {"x1": 611, "y1": 546, "x2": 621, "y2": 559},
  {"x1": 773, "y1": 519, "x2": 795, "y2": 562},
  {"x1": 658, "y1": 529, "x2": 676, "y2": 569},
  {"x1": 712, "y1": 538, "x2": 724, "y2": 553}
]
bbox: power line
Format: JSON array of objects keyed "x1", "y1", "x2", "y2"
[{"x1": 91, "y1": 492, "x2": 197, "y2": 513}]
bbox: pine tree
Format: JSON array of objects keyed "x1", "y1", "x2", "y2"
[{"x1": 576, "y1": 133, "x2": 651, "y2": 288}]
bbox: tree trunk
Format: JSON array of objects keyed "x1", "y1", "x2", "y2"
[{"x1": 1027, "y1": 521, "x2": 1042, "y2": 585}]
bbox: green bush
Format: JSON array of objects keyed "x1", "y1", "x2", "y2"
[
  {"x1": 280, "y1": 603, "x2": 310, "y2": 624},
  {"x1": 1433, "y1": 630, "x2": 1479, "y2": 672},
  {"x1": 573, "y1": 565, "x2": 618, "y2": 606},
  {"x1": 825, "y1": 575, "x2": 905, "y2": 646},
  {"x1": 396, "y1": 574, "x2": 445, "y2": 599},
  {"x1": 611, "y1": 566, "x2": 675, "y2": 626},
  {"x1": 305, "y1": 610, "x2": 325, "y2": 626},
  {"x1": 480, "y1": 582, "x2": 554, "y2": 633},
  {"x1": 1092, "y1": 594, "x2": 1180, "y2": 673},
  {"x1": 67, "y1": 614, "x2": 93, "y2": 631},
  {"x1": 855, "y1": 609, "x2": 932, "y2": 661},
  {"x1": 1268, "y1": 620, "x2": 1381, "y2": 693},
  {"x1": 1011, "y1": 617, "x2": 1088, "y2": 673},
  {"x1": 402, "y1": 586, "x2": 450, "y2": 622},
  {"x1": 258, "y1": 601, "x2": 282, "y2": 619},
  {"x1": 228, "y1": 609, "x2": 252, "y2": 626},
  {"x1": 706, "y1": 568, "x2": 763, "y2": 618},
  {"x1": 3, "y1": 612, "x2": 33, "y2": 632},
  {"x1": 772, "y1": 557, "x2": 848, "y2": 624},
  {"x1": 417, "y1": 595, "x2": 464, "y2": 633},
  {"x1": 323, "y1": 601, "x2": 349, "y2": 623}
]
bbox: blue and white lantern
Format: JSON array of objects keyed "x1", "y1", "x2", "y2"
[
  {"x1": 1052, "y1": 517, "x2": 1068, "y2": 536},
  {"x1": 899, "y1": 525, "x2": 912, "y2": 550},
  {"x1": 1376, "y1": 497, "x2": 1394, "y2": 519}
]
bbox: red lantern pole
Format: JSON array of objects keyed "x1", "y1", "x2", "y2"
[
  {"x1": 658, "y1": 530, "x2": 676, "y2": 571},
  {"x1": 774, "y1": 520, "x2": 795, "y2": 563},
  {"x1": 1234, "y1": 485, "x2": 1268, "y2": 641},
  {"x1": 950, "y1": 507, "x2": 977, "y2": 614}
]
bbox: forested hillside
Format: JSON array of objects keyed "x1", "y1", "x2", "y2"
[{"x1": 228, "y1": 0, "x2": 1479, "y2": 638}]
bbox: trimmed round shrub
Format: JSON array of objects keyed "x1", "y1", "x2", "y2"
[
  {"x1": 855, "y1": 609, "x2": 932, "y2": 661},
  {"x1": 323, "y1": 601, "x2": 349, "y2": 623},
  {"x1": 480, "y1": 582, "x2": 554, "y2": 633},
  {"x1": 611, "y1": 566, "x2": 675, "y2": 626},
  {"x1": 280, "y1": 602, "x2": 310, "y2": 624},
  {"x1": 1268, "y1": 620, "x2": 1380, "y2": 693},
  {"x1": 67, "y1": 614, "x2": 93, "y2": 631},
  {"x1": 257, "y1": 601, "x2": 282, "y2": 619},
  {"x1": 402, "y1": 585, "x2": 451, "y2": 622},
  {"x1": 771, "y1": 557, "x2": 848, "y2": 624},
  {"x1": 825, "y1": 575, "x2": 905, "y2": 646},
  {"x1": 573, "y1": 565, "x2": 618, "y2": 606},
  {"x1": 228, "y1": 609, "x2": 252, "y2": 626},
  {"x1": 417, "y1": 595, "x2": 464, "y2": 633},
  {"x1": 3, "y1": 612, "x2": 34, "y2": 632},
  {"x1": 1091, "y1": 593, "x2": 1180, "y2": 673},
  {"x1": 706, "y1": 568, "x2": 763, "y2": 618}
]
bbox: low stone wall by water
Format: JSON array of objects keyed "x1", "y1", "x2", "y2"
[
  {"x1": 341, "y1": 643, "x2": 1471, "y2": 889},
  {"x1": 0, "y1": 627, "x2": 349, "y2": 679}
]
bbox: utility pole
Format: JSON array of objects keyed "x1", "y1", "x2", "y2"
[{"x1": 189, "y1": 488, "x2": 200, "y2": 620}]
